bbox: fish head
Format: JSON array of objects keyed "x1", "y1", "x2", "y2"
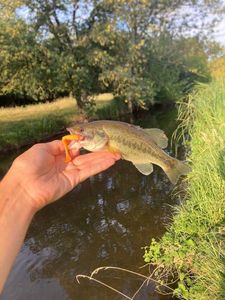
[{"x1": 67, "y1": 124, "x2": 108, "y2": 151}]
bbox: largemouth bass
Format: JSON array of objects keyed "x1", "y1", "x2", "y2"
[{"x1": 62, "y1": 120, "x2": 191, "y2": 184}]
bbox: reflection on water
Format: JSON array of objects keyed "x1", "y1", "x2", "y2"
[{"x1": 1, "y1": 107, "x2": 182, "y2": 300}]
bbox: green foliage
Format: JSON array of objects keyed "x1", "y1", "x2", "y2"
[
  {"x1": 0, "y1": 18, "x2": 69, "y2": 101},
  {"x1": 143, "y1": 80, "x2": 225, "y2": 300},
  {"x1": 0, "y1": 0, "x2": 221, "y2": 110},
  {"x1": 210, "y1": 55, "x2": 225, "y2": 79},
  {"x1": 95, "y1": 97, "x2": 127, "y2": 120}
]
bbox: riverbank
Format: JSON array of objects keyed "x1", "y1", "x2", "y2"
[
  {"x1": 144, "y1": 80, "x2": 225, "y2": 300},
  {"x1": 0, "y1": 94, "x2": 113, "y2": 154}
]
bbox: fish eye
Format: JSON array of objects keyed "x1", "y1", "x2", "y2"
[{"x1": 96, "y1": 130, "x2": 105, "y2": 137}]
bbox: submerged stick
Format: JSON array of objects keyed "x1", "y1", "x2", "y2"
[{"x1": 131, "y1": 279, "x2": 148, "y2": 300}]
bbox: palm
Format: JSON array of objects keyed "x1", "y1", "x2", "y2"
[{"x1": 13, "y1": 140, "x2": 120, "y2": 210}]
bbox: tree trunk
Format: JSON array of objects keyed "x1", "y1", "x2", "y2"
[
  {"x1": 73, "y1": 89, "x2": 84, "y2": 109},
  {"x1": 127, "y1": 99, "x2": 133, "y2": 114}
]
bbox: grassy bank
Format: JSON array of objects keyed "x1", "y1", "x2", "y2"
[
  {"x1": 143, "y1": 80, "x2": 225, "y2": 299},
  {"x1": 0, "y1": 94, "x2": 113, "y2": 153}
]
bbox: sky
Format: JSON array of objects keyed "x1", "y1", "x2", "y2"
[
  {"x1": 214, "y1": 19, "x2": 225, "y2": 45},
  {"x1": 17, "y1": 2, "x2": 225, "y2": 47}
]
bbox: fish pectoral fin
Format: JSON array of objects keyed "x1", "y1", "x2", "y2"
[
  {"x1": 105, "y1": 145, "x2": 121, "y2": 155},
  {"x1": 133, "y1": 162, "x2": 153, "y2": 175},
  {"x1": 144, "y1": 128, "x2": 168, "y2": 149}
]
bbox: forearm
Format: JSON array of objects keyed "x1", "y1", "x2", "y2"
[{"x1": 0, "y1": 168, "x2": 36, "y2": 292}]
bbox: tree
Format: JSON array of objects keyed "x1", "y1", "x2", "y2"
[
  {"x1": 92, "y1": 0, "x2": 218, "y2": 112},
  {"x1": 0, "y1": 17, "x2": 69, "y2": 102},
  {"x1": 0, "y1": 0, "x2": 107, "y2": 107},
  {"x1": 0, "y1": 0, "x2": 223, "y2": 109}
]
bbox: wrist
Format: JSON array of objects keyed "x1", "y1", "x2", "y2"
[
  {"x1": 0, "y1": 168, "x2": 38, "y2": 217},
  {"x1": 0, "y1": 166, "x2": 37, "y2": 292}
]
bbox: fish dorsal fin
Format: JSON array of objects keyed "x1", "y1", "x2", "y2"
[
  {"x1": 133, "y1": 162, "x2": 153, "y2": 175},
  {"x1": 144, "y1": 128, "x2": 168, "y2": 149}
]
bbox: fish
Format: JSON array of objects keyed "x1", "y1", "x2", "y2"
[{"x1": 62, "y1": 120, "x2": 191, "y2": 184}]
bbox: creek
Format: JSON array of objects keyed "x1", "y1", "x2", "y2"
[{"x1": 0, "y1": 106, "x2": 184, "y2": 300}]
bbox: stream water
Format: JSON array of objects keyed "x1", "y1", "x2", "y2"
[{"x1": 0, "y1": 107, "x2": 184, "y2": 300}]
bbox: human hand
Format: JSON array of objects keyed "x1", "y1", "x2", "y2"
[
  {"x1": 8, "y1": 140, "x2": 120, "y2": 211},
  {"x1": 0, "y1": 140, "x2": 120, "y2": 292}
]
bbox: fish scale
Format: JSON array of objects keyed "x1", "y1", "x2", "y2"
[
  {"x1": 65, "y1": 120, "x2": 191, "y2": 184},
  {"x1": 108, "y1": 131, "x2": 164, "y2": 160}
]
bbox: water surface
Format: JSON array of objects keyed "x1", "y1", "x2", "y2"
[{"x1": 1, "y1": 108, "x2": 183, "y2": 300}]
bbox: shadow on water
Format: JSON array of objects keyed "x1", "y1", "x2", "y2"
[{"x1": 0, "y1": 107, "x2": 184, "y2": 300}]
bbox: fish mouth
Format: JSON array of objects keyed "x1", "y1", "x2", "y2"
[
  {"x1": 67, "y1": 127, "x2": 82, "y2": 135},
  {"x1": 66, "y1": 127, "x2": 86, "y2": 149}
]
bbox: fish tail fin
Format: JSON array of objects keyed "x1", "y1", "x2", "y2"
[{"x1": 164, "y1": 160, "x2": 191, "y2": 185}]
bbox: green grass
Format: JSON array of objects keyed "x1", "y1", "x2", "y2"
[
  {"x1": 0, "y1": 94, "x2": 113, "y2": 152},
  {"x1": 95, "y1": 97, "x2": 128, "y2": 120},
  {"x1": 0, "y1": 97, "x2": 78, "y2": 152},
  {"x1": 143, "y1": 80, "x2": 225, "y2": 300}
]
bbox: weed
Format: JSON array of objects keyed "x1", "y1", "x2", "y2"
[{"x1": 143, "y1": 80, "x2": 225, "y2": 300}]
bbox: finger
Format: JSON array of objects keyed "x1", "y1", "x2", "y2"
[
  {"x1": 73, "y1": 151, "x2": 120, "y2": 165},
  {"x1": 78, "y1": 158, "x2": 116, "y2": 182},
  {"x1": 69, "y1": 149, "x2": 80, "y2": 159},
  {"x1": 44, "y1": 140, "x2": 65, "y2": 155},
  {"x1": 44, "y1": 140, "x2": 80, "y2": 159},
  {"x1": 72, "y1": 155, "x2": 116, "y2": 170}
]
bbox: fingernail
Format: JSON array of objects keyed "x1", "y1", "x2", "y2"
[{"x1": 73, "y1": 157, "x2": 81, "y2": 164}]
